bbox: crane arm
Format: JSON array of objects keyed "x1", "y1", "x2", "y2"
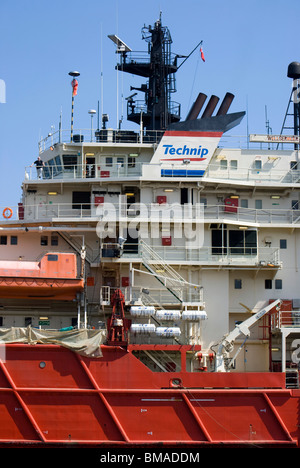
[{"x1": 215, "y1": 299, "x2": 281, "y2": 372}]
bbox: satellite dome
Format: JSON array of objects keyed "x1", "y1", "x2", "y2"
[{"x1": 287, "y1": 62, "x2": 300, "y2": 79}]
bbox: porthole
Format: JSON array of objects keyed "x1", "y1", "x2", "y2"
[{"x1": 39, "y1": 361, "x2": 46, "y2": 369}]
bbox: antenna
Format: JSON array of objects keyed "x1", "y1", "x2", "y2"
[
  {"x1": 108, "y1": 35, "x2": 132, "y2": 53},
  {"x1": 265, "y1": 105, "x2": 272, "y2": 149},
  {"x1": 108, "y1": 34, "x2": 132, "y2": 128},
  {"x1": 100, "y1": 22, "x2": 104, "y2": 130}
]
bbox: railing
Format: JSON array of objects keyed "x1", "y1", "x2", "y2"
[
  {"x1": 4, "y1": 200, "x2": 300, "y2": 226},
  {"x1": 203, "y1": 204, "x2": 300, "y2": 224},
  {"x1": 271, "y1": 310, "x2": 300, "y2": 329},
  {"x1": 39, "y1": 129, "x2": 299, "y2": 154},
  {"x1": 217, "y1": 134, "x2": 299, "y2": 151},
  {"x1": 100, "y1": 242, "x2": 280, "y2": 267},
  {"x1": 38, "y1": 128, "x2": 164, "y2": 153},
  {"x1": 100, "y1": 285, "x2": 203, "y2": 307},
  {"x1": 127, "y1": 99, "x2": 181, "y2": 120},
  {"x1": 25, "y1": 159, "x2": 300, "y2": 185},
  {"x1": 25, "y1": 161, "x2": 145, "y2": 181},
  {"x1": 4, "y1": 201, "x2": 300, "y2": 228},
  {"x1": 205, "y1": 162, "x2": 300, "y2": 184}
]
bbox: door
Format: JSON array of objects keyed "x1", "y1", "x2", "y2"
[{"x1": 85, "y1": 157, "x2": 95, "y2": 178}]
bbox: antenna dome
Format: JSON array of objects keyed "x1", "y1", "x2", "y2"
[{"x1": 287, "y1": 62, "x2": 300, "y2": 79}]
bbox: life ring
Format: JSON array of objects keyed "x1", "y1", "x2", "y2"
[{"x1": 3, "y1": 207, "x2": 13, "y2": 219}]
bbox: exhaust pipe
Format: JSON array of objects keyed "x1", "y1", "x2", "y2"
[
  {"x1": 217, "y1": 92, "x2": 235, "y2": 116},
  {"x1": 201, "y1": 95, "x2": 220, "y2": 118},
  {"x1": 186, "y1": 92, "x2": 207, "y2": 120}
]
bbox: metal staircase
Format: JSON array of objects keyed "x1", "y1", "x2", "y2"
[
  {"x1": 57, "y1": 232, "x2": 100, "y2": 265},
  {"x1": 138, "y1": 239, "x2": 203, "y2": 304}
]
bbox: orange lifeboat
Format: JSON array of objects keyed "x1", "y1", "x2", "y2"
[{"x1": 0, "y1": 253, "x2": 84, "y2": 300}]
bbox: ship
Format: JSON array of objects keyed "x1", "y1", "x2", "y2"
[{"x1": 0, "y1": 15, "x2": 300, "y2": 449}]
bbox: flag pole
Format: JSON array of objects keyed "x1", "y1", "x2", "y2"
[{"x1": 68, "y1": 71, "x2": 80, "y2": 142}]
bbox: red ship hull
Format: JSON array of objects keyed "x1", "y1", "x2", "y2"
[{"x1": 0, "y1": 343, "x2": 299, "y2": 448}]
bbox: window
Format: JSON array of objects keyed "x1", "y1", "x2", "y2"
[
  {"x1": 291, "y1": 161, "x2": 298, "y2": 170},
  {"x1": 41, "y1": 236, "x2": 48, "y2": 246},
  {"x1": 211, "y1": 226, "x2": 257, "y2": 256},
  {"x1": 55, "y1": 155, "x2": 62, "y2": 173},
  {"x1": 200, "y1": 197, "x2": 207, "y2": 208},
  {"x1": 212, "y1": 227, "x2": 227, "y2": 254},
  {"x1": 0, "y1": 236, "x2": 7, "y2": 245},
  {"x1": 241, "y1": 199, "x2": 248, "y2": 208},
  {"x1": 180, "y1": 188, "x2": 189, "y2": 205},
  {"x1": 265, "y1": 279, "x2": 272, "y2": 289},
  {"x1": 230, "y1": 160, "x2": 238, "y2": 170},
  {"x1": 254, "y1": 159, "x2": 262, "y2": 170},
  {"x1": 234, "y1": 279, "x2": 242, "y2": 289},
  {"x1": 63, "y1": 155, "x2": 77, "y2": 171},
  {"x1": 117, "y1": 157, "x2": 124, "y2": 167},
  {"x1": 72, "y1": 191, "x2": 91, "y2": 210},
  {"x1": 47, "y1": 254, "x2": 58, "y2": 261},
  {"x1": 25, "y1": 317, "x2": 32, "y2": 327},
  {"x1": 47, "y1": 159, "x2": 56, "y2": 177},
  {"x1": 51, "y1": 235, "x2": 58, "y2": 246},
  {"x1": 128, "y1": 157, "x2": 136, "y2": 168},
  {"x1": 280, "y1": 239, "x2": 287, "y2": 249},
  {"x1": 105, "y1": 157, "x2": 113, "y2": 167},
  {"x1": 0, "y1": 317, "x2": 3, "y2": 327},
  {"x1": 292, "y1": 200, "x2": 299, "y2": 210},
  {"x1": 220, "y1": 160, "x2": 228, "y2": 170},
  {"x1": 229, "y1": 230, "x2": 257, "y2": 255},
  {"x1": 10, "y1": 236, "x2": 18, "y2": 245},
  {"x1": 255, "y1": 200, "x2": 262, "y2": 209},
  {"x1": 71, "y1": 317, "x2": 78, "y2": 327},
  {"x1": 275, "y1": 279, "x2": 282, "y2": 289}
]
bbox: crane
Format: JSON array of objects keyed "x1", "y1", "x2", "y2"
[{"x1": 215, "y1": 299, "x2": 281, "y2": 372}]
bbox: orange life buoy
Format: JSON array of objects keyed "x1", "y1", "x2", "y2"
[{"x1": 3, "y1": 207, "x2": 13, "y2": 219}]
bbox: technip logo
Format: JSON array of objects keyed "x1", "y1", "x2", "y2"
[{"x1": 161, "y1": 144, "x2": 208, "y2": 159}]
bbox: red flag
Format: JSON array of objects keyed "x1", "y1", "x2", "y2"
[
  {"x1": 71, "y1": 78, "x2": 78, "y2": 96},
  {"x1": 200, "y1": 47, "x2": 205, "y2": 62}
]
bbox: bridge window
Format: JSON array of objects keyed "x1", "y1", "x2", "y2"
[{"x1": 63, "y1": 155, "x2": 77, "y2": 171}]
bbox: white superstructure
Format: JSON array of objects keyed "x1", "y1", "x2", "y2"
[{"x1": 1, "y1": 19, "x2": 300, "y2": 375}]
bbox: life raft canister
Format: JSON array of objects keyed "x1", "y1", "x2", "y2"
[{"x1": 3, "y1": 207, "x2": 13, "y2": 219}]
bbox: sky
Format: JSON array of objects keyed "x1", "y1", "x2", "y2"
[{"x1": 0, "y1": 0, "x2": 300, "y2": 208}]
